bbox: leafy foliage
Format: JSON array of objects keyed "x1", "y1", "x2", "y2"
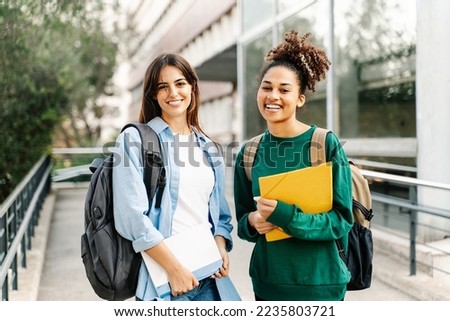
[{"x1": 0, "y1": 0, "x2": 120, "y2": 202}]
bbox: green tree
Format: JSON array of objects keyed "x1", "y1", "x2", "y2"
[{"x1": 0, "y1": 0, "x2": 120, "y2": 201}]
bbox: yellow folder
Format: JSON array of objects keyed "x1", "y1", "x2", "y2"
[{"x1": 259, "y1": 162, "x2": 333, "y2": 242}]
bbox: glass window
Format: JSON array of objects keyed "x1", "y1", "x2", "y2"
[
  {"x1": 242, "y1": 30, "x2": 273, "y2": 138},
  {"x1": 297, "y1": 95, "x2": 327, "y2": 129},
  {"x1": 278, "y1": 13, "x2": 317, "y2": 39},
  {"x1": 240, "y1": 0, "x2": 416, "y2": 141},
  {"x1": 278, "y1": 0, "x2": 327, "y2": 40},
  {"x1": 277, "y1": 0, "x2": 316, "y2": 15},
  {"x1": 335, "y1": 0, "x2": 416, "y2": 138},
  {"x1": 242, "y1": 0, "x2": 275, "y2": 32},
  {"x1": 277, "y1": 0, "x2": 298, "y2": 12},
  {"x1": 278, "y1": 0, "x2": 329, "y2": 127},
  {"x1": 357, "y1": 80, "x2": 416, "y2": 138}
]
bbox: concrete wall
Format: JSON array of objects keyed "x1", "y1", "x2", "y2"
[{"x1": 416, "y1": 0, "x2": 450, "y2": 241}]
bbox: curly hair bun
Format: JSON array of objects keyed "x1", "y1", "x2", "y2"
[{"x1": 265, "y1": 29, "x2": 331, "y2": 92}]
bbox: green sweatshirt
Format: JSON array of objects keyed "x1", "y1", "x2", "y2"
[{"x1": 233, "y1": 125, "x2": 353, "y2": 301}]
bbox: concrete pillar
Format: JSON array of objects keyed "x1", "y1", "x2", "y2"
[{"x1": 416, "y1": 0, "x2": 450, "y2": 241}]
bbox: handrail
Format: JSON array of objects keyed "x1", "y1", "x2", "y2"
[
  {"x1": 0, "y1": 157, "x2": 48, "y2": 214},
  {"x1": 371, "y1": 193, "x2": 450, "y2": 220},
  {"x1": 361, "y1": 168, "x2": 450, "y2": 190},
  {"x1": 0, "y1": 155, "x2": 52, "y2": 301},
  {"x1": 360, "y1": 167, "x2": 450, "y2": 277},
  {"x1": 52, "y1": 164, "x2": 91, "y2": 182},
  {"x1": 351, "y1": 158, "x2": 417, "y2": 173},
  {"x1": 52, "y1": 147, "x2": 106, "y2": 154}
]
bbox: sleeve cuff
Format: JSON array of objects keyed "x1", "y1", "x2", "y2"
[
  {"x1": 238, "y1": 214, "x2": 259, "y2": 240},
  {"x1": 267, "y1": 201, "x2": 296, "y2": 229},
  {"x1": 214, "y1": 226, "x2": 233, "y2": 252}
]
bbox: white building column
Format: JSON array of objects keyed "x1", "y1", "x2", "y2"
[{"x1": 416, "y1": 0, "x2": 450, "y2": 241}]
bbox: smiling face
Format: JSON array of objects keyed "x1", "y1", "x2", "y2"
[
  {"x1": 257, "y1": 65, "x2": 305, "y2": 126},
  {"x1": 155, "y1": 65, "x2": 193, "y2": 123}
]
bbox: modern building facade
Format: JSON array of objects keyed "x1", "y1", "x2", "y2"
[
  {"x1": 111, "y1": 0, "x2": 450, "y2": 241},
  {"x1": 115, "y1": 0, "x2": 418, "y2": 157},
  {"x1": 112, "y1": 0, "x2": 238, "y2": 145}
]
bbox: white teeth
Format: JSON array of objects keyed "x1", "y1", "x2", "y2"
[{"x1": 266, "y1": 104, "x2": 280, "y2": 109}]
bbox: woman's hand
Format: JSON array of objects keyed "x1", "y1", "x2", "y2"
[
  {"x1": 167, "y1": 265, "x2": 199, "y2": 297},
  {"x1": 253, "y1": 196, "x2": 277, "y2": 219},
  {"x1": 144, "y1": 242, "x2": 198, "y2": 297},
  {"x1": 248, "y1": 197, "x2": 278, "y2": 234},
  {"x1": 211, "y1": 236, "x2": 229, "y2": 278},
  {"x1": 248, "y1": 211, "x2": 276, "y2": 234}
]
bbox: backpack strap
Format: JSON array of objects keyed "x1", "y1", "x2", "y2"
[
  {"x1": 310, "y1": 127, "x2": 330, "y2": 166},
  {"x1": 243, "y1": 128, "x2": 329, "y2": 180},
  {"x1": 121, "y1": 123, "x2": 166, "y2": 208},
  {"x1": 242, "y1": 133, "x2": 263, "y2": 181},
  {"x1": 311, "y1": 127, "x2": 347, "y2": 261}
]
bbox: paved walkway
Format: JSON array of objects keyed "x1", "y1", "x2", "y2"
[{"x1": 9, "y1": 179, "x2": 450, "y2": 301}]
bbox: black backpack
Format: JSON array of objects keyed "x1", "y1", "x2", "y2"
[
  {"x1": 242, "y1": 127, "x2": 374, "y2": 291},
  {"x1": 81, "y1": 123, "x2": 166, "y2": 300}
]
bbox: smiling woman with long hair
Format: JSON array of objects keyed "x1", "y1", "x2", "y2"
[{"x1": 113, "y1": 53, "x2": 240, "y2": 301}]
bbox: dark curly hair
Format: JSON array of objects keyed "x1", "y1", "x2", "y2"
[{"x1": 259, "y1": 29, "x2": 331, "y2": 93}]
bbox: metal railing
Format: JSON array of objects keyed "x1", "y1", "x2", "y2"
[
  {"x1": 52, "y1": 147, "x2": 105, "y2": 182},
  {"x1": 354, "y1": 159, "x2": 450, "y2": 277},
  {"x1": 0, "y1": 155, "x2": 52, "y2": 301}
]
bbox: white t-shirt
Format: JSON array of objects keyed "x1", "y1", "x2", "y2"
[{"x1": 171, "y1": 133, "x2": 214, "y2": 235}]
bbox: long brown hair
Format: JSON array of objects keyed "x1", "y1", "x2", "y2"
[{"x1": 138, "y1": 53, "x2": 206, "y2": 134}]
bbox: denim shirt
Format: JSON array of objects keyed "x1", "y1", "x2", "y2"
[{"x1": 112, "y1": 117, "x2": 237, "y2": 301}]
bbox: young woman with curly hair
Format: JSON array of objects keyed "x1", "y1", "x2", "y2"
[{"x1": 233, "y1": 29, "x2": 353, "y2": 301}]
